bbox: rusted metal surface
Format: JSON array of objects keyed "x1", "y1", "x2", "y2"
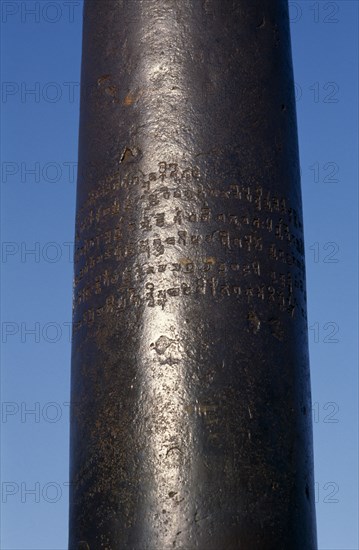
[{"x1": 69, "y1": 1, "x2": 317, "y2": 548}]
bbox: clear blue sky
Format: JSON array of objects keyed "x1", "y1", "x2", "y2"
[{"x1": 1, "y1": 1, "x2": 358, "y2": 548}]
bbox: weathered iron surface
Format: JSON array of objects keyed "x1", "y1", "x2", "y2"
[{"x1": 69, "y1": 1, "x2": 317, "y2": 548}]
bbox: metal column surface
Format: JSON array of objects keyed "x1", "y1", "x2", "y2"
[{"x1": 69, "y1": 1, "x2": 317, "y2": 548}]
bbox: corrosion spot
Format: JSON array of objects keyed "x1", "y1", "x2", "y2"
[
  {"x1": 247, "y1": 311, "x2": 261, "y2": 333},
  {"x1": 105, "y1": 84, "x2": 117, "y2": 98},
  {"x1": 179, "y1": 257, "x2": 192, "y2": 266},
  {"x1": 120, "y1": 147, "x2": 134, "y2": 163},
  {"x1": 124, "y1": 93, "x2": 134, "y2": 106},
  {"x1": 152, "y1": 335, "x2": 173, "y2": 354},
  {"x1": 166, "y1": 446, "x2": 182, "y2": 458},
  {"x1": 97, "y1": 74, "x2": 111, "y2": 86}
]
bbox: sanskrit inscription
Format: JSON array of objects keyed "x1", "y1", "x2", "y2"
[{"x1": 73, "y1": 162, "x2": 307, "y2": 329}]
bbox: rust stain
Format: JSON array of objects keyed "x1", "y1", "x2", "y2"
[
  {"x1": 97, "y1": 74, "x2": 111, "y2": 86},
  {"x1": 179, "y1": 258, "x2": 192, "y2": 266},
  {"x1": 124, "y1": 93, "x2": 134, "y2": 106}
]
